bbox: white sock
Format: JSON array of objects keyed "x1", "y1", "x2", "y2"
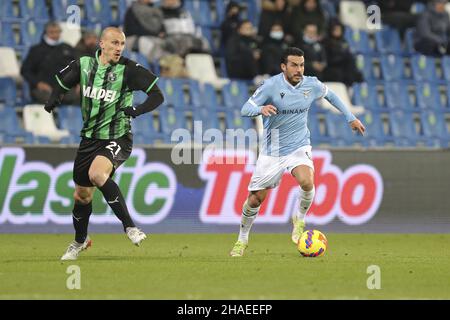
[
  {"x1": 238, "y1": 200, "x2": 260, "y2": 244},
  {"x1": 295, "y1": 186, "x2": 315, "y2": 221}
]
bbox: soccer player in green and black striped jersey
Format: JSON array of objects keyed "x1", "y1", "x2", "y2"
[{"x1": 44, "y1": 27, "x2": 164, "y2": 260}]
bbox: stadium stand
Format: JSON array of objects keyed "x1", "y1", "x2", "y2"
[
  {"x1": 51, "y1": 0, "x2": 79, "y2": 22},
  {"x1": 359, "y1": 109, "x2": 392, "y2": 147},
  {"x1": 0, "y1": 77, "x2": 17, "y2": 106},
  {"x1": 0, "y1": 0, "x2": 449, "y2": 149},
  {"x1": 59, "y1": 21, "x2": 82, "y2": 47},
  {"x1": 420, "y1": 109, "x2": 450, "y2": 148},
  {"x1": 352, "y1": 82, "x2": 384, "y2": 111},
  {"x1": 23, "y1": 104, "x2": 70, "y2": 142},
  {"x1": 185, "y1": 53, "x2": 229, "y2": 89},
  {"x1": 375, "y1": 27, "x2": 403, "y2": 55},
  {"x1": 19, "y1": 0, "x2": 49, "y2": 22},
  {"x1": 0, "y1": 1, "x2": 21, "y2": 23},
  {"x1": 319, "y1": 82, "x2": 364, "y2": 115},
  {"x1": 0, "y1": 47, "x2": 21, "y2": 80},
  {"x1": 344, "y1": 28, "x2": 373, "y2": 54},
  {"x1": 0, "y1": 22, "x2": 16, "y2": 47},
  {"x1": 339, "y1": 0, "x2": 371, "y2": 31},
  {"x1": 380, "y1": 54, "x2": 407, "y2": 81}
]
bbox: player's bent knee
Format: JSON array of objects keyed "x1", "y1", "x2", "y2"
[
  {"x1": 248, "y1": 193, "x2": 266, "y2": 208},
  {"x1": 247, "y1": 198, "x2": 261, "y2": 208},
  {"x1": 301, "y1": 181, "x2": 314, "y2": 192},
  {"x1": 73, "y1": 192, "x2": 92, "y2": 205}
]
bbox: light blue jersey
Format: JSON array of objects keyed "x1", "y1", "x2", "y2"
[{"x1": 241, "y1": 73, "x2": 356, "y2": 156}]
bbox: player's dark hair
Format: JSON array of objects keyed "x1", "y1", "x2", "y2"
[{"x1": 281, "y1": 47, "x2": 304, "y2": 64}]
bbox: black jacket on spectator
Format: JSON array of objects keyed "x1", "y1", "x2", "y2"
[
  {"x1": 378, "y1": 0, "x2": 417, "y2": 38},
  {"x1": 322, "y1": 33, "x2": 363, "y2": 85},
  {"x1": 297, "y1": 38, "x2": 326, "y2": 79},
  {"x1": 378, "y1": 0, "x2": 415, "y2": 13},
  {"x1": 287, "y1": 1, "x2": 326, "y2": 38},
  {"x1": 220, "y1": 1, "x2": 242, "y2": 45},
  {"x1": 225, "y1": 34, "x2": 260, "y2": 79},
  {"x1": 124, "y1": 2, "x2": 165, "y2": 37},
  {"x1": 414, "y1": 5, "x2": 450, "y2": 56},
  {"x1": 21, "y1": 40, "x2": 76, "y2": 89},
  {"x1": 221, "y1": 14, "x2": 241, "y2": 46},
  {"x1": 261, "y1": 37, "x2": 289, "y2": 75},
  {"x1": 258, "y1": 1, "x2": 288, "y2": 39}
]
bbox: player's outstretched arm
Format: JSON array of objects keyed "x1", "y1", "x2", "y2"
[
  {"x1": 122, "y1": 85, "x2": 164, "y2": 118},
  {"x1": 122, "y1": 61, "x2": 164, "y2": 118},
  {"x1": 44, "y1": 84, "x2": 65, "y2": 113},
  {"x1": 241, "y1": 101, "x2": 277, "y2": 117},
  {"x1": 241, "y1": 99, "x2": 262, "y2": 117},
  {"x1": 44, "y1": 60, "x2": 80, "y2": 113},
  {"x1": 241, "y1": 81, "x2": 272, "y2": 117},
  {"x1": 324, "y1": 89, "x2": 365, "y2": 135}
]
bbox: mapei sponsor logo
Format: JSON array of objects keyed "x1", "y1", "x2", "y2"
[
  {"x1": 82, "y1": 85, "x2": 117, "y2": 102},
  {"x1": 0, "y1": 148, "x2": 176, "y2": 225},
  {"x1": 198, "y1": 149, "x2": 383, "y2": 225}
]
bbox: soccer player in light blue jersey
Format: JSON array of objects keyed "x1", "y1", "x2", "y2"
[{"x1": 230, "y1": 47, "x2": 365, "y2": 257}]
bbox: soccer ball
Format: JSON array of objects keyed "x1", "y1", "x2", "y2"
[{"x1": 298, "y1": 230, "x2": 328, "y2": 257}]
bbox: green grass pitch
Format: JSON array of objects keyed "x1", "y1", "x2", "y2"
[{"x1": 1, "y1": 233, "x2": 449, "y2": 299}]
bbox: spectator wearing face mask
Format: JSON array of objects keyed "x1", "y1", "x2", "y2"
[
  {"x1": 297, "y1": 23, "x2": 326, "y2": 79},
  {"x1": 221, "y1": 1, "x2": 243, "y2": 46},
  {"x1": 260, "y1": 22, "x2": 290, "y2": 75},
  {"x1": 225, "y1": 20, "x2": 261, "y2": 80},
  {"x1": 21, "y1": 21, "x2": 79, "y2": 105},
  {"x1": 258, "y1": 0, "x2": 288, "y2": 40}
]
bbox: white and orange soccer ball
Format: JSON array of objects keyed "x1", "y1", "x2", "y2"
[{"x1": 297, "y1": 230, "x2": 328, "y2": 257}]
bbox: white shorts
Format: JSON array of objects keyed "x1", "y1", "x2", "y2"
[{"x1": 248, "y1": 145, "x2": 314, "y2": 191}]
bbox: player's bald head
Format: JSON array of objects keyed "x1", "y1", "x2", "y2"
[
  {"x1": 100, "y1": 27, "x2": 125, "y2": 41},
  {"x1": 99, "y1": 27, "x2": 126, "y2": 65}
]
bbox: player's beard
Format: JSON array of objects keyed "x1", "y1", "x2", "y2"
[
  {"x1": 109, "y1": 55, "x2": 120, "y2": 65},
  {"x1": 289, "y1": 74, "x2": 302, "y2": 85}
]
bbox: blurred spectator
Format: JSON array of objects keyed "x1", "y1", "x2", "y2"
[
  {"x1": 378, "y1": 0, "x2": 417, "y2": 38},
  {"x1": 21, "y1": 21, "x2": 79, "y2": 105},
  {"x1": 161, "y1": 0, "x2": 210, "y2": 56},
  {"x1": 287, "y1": 0, "x2": 326, "y2": 39},
  {"x1": 322, "y1": 20, "x2": 363, "y2": 86},
  {"x1": 260, "y1": 22, "x2": 290, "y2": 75},
  {"x1": 282, "y1": 0, "x2": 301, "y2": 44},
  {"x1": 297, "y1": 24, "x2": 326, "y2": 79},
  {"x1": 75, "y1": 30, "x2": 98, "y2": 58},
  {"x1": 225, "y1": 20, "x2": 261, "y2": 80},
  {"x1": 258, "y1": 0, "x2": 288, "y2": 39},
  {"x1": 221, "y1": 1, "x2": 242, "y2": 46},
  {"x1": 159, "y1": 54, "x2": 189, "y2": 78},
  {"x1": 414, "y1": 0, "x2": 450, "y2": 56},
  {"x1": 123, "y1": 0, "x2": 166, "y2": 61}
]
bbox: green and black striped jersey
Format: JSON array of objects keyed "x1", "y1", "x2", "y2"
[{"x1": 55, "y1": 50, "x2": 159, "y2": 140}]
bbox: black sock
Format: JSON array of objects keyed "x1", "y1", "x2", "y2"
[
  {"x1": 99, "y1": 178, "x2": 135, "y2": 231},
  {"x1": 73, "y1": 202, "x2": 92, "y2": 243}
]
